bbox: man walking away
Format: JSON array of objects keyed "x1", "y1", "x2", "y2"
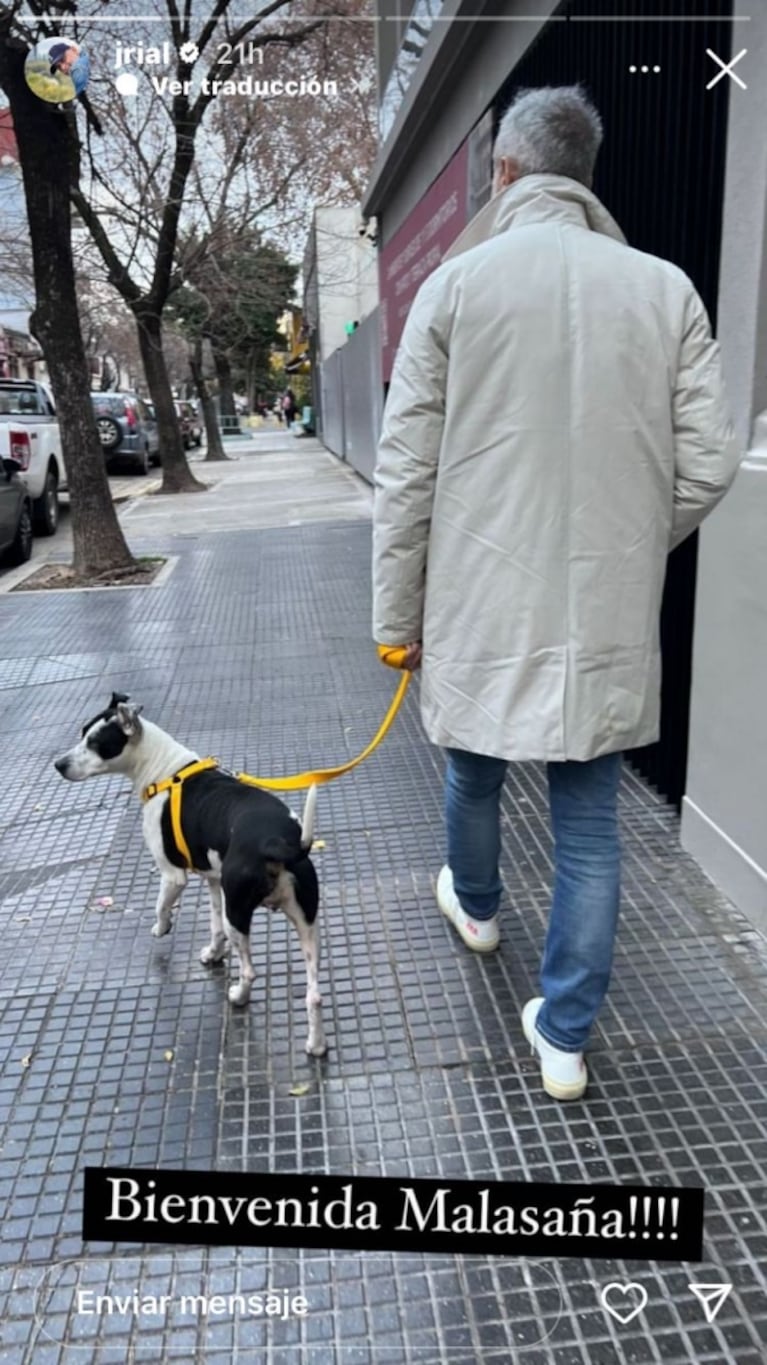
[{"x1": 372, "y1": 86, "x2": 740, "y2": 1101}]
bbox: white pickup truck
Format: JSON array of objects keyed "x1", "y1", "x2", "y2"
[{"x1": 0, "y1": 379, "x2": 67, "y2": 535}]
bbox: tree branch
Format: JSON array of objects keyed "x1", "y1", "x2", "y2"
[{"x1": 71, "y1": 186, "x2": 143, "y2": 305}]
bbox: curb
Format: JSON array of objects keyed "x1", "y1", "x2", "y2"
[
  {"x1": 0, "y1": 553, "x2": 179, "y2": 596},
  {"x1": 110, "y1": 478, "x2": 162, "y2": 505}
]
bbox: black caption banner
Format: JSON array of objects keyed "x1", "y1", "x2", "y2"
[{"x1": 83, "y1": 1169, "x2": 704, "y2": 1261}]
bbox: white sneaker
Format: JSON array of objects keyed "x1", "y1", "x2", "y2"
[
  {"x1": 436, "y1": 866, "x2": 499, "y2": 953},
  {"x1": 521, "y1": 998, "x2": 588, "y2": 1101}
]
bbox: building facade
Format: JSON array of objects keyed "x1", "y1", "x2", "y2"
[
  {"x1": 303, "y1": 205, "x2": 380, "y2": 473},
  {"x1": 0, "y1": 109, "x2": 48, "y2": 383}
]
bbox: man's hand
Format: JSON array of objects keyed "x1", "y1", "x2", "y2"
[
  {"x1": 377, "y1": 642, "x2": 423, "y2": 671},
  {"x1": 403, "y1": 642, "x2": 422, "y2": 670}
]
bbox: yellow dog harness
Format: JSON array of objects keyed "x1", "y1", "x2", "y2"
[
  {"x1": 142, "y1": 757, "x2": 220, "y2": 867},
  {"x1": 141, "y1": 646, "x2": 412, "y2": 867}
]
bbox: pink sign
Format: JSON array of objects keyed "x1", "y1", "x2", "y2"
[{"x1": 379, "y1": 140, "x2": 468, "y2": 382}]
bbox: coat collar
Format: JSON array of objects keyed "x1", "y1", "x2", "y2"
[{"x1": 444, "y1": 174, "x2": 626, "y2": 262}]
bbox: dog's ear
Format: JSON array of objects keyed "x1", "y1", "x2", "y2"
[
  {"x1": 115, "y1": 701, "x2": 143, "y2": 737},
  {"x1": 81, "y1": 691, "x2": 133, "y2": 738}
]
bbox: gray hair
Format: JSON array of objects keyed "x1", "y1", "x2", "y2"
[{"x1": 493, "y1": 86, "x2": 603, "y2": 187}]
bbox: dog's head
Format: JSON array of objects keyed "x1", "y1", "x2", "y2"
[{"x1": 54, "y1": 692, "x2": 144, "y2": 782}]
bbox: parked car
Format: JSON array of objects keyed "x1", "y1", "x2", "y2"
[
  {"x1": 0, "y1": 455, "x2": 33, "y2": 566},
  {"x1": 0, "y1": 379, "x2": 66, "y2": 536},
  {"x1": 90, "y1": 392, "x2": 160, "y2": 474},
  {"x1": 174, "y1": 400, "x2": 203, "y2": 450}
]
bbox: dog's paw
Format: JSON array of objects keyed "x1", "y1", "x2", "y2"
[
  {"x1": 200, "y1": 941, "x2": 230, "y2": 965},
  {"x1": 151, "y1": 919, "x2": 172, "y2": 938},
  {"x1": 306, "y1": 1037, "x2": 328, "y2": 1057},
  {"x1": 228, "y1": 981, "x2": 252, "y2": 1007}
]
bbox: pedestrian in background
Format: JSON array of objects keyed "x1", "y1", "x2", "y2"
[
  {"x1": 282, "y1": 388, "x2": 298, "y2": 429},
  {"x1": 372, "y1": 86, "x2": 740, "y2": 1101}
]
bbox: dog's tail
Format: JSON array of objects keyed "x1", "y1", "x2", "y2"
[{"x1": 300, "y1": 784, "x2": 317, "y2": 851}]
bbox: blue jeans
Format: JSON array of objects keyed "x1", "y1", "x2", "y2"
[{"x1": 445, "y1": 748, "x2": 622, "y2": 1051}]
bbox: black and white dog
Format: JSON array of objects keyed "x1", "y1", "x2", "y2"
[{"x1": 54, "y1": 694, "x2": 326, "y2": 1056}]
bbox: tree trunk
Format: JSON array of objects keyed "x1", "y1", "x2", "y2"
[
  {"x1": 246, "y1": 353, "x2": 256, "y2": 414},
  {"x1": 213, "y1": 349, "x2": 236, "y2": 419},
  {"x1": 190, "y1": 340, "x2": 228, "y2": 462},
  {"x1": 0, "y1": 33, "x2": 135, "y2": 577},
  {"x1": 133, "y1": 309, "x2": 204, "y2": 493}
]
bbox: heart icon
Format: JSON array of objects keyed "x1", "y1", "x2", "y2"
[{"x1": 600, "y1": 1281, "x2": 649, "y2": 1325}]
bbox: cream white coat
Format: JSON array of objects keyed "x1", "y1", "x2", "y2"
[{"x1": 373, "y1": 175, "x2": 740, "y2": 760}]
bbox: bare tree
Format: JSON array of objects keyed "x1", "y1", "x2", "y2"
[
  {"x1": 0, "y1": 7, "x2": 135, "y2": 576},
  {"x1": 77, "y1": 283, "x2": 143, "y2": 391},
  {"x1": 160, "y1": 6, "x2": 377, "y2": 453},
  {"x1": 70, "y1": 0, "x2": 339, "y2": 492},
  {"x1": 200, "y1": 5, "x2": 378, "y2": 254}
]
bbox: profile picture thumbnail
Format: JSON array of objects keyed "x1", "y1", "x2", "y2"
[{"x1": 24, "y1": 36, "x2": 90, "y2": 104}]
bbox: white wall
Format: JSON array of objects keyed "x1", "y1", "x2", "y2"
[{"x1": 681, "y1": 0, "x2": 767, "y2": 930}]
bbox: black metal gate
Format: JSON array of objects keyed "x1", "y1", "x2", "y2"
[{"x1": 493, "y1": 0, "x2": 733, "y2": 807}]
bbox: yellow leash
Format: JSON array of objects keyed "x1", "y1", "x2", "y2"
[
  {"x1": 236, "y1": 648, "x2": 411, "y2": 791},
  {"x1": 141, "y1": 647, "x2": 413, "y2": 863}
]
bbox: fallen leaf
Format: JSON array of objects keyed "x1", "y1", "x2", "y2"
[
  {"x1": 164, "y1": 1050, "x2": 174, "y2": 1062},
  {"x1": 15, "y1": 916, "x2": 31, "y2": 924},
  {"x1": 289, "y1": 1082, "x2": 311, "y2": 1097},
  {"x1": 313, "y1": 840, "x2": 326, "y2": 851},
  {"x1": 21, "y1": 1054, "x2": 32, "y2": 1069}
]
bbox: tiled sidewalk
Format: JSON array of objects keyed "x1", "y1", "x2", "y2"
[{"x1": 0, "y1": 514, "x2": 765, "y2": 1364}]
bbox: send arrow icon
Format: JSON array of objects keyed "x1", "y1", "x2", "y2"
[{"x1": 688, "y1": 1283, "x2": 733, "y2": 1323}]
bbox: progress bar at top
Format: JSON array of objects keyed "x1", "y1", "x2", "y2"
[
  {"x1": 29, "y1": 12, "x2": 753, "y2": 19},
  {"x1": 570, "y1": 12, "x2": 749, "y2": 18},
  {"x1": 387, "y1": 11, "x2": 749, "y2": 17}
]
